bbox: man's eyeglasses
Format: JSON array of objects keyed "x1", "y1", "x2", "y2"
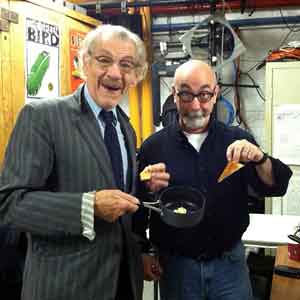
[
  {"x1": 175, "y1": 88, "x2": 216, "y2": 103},
  {"x1": 90, "y1": 54, "x2": 138, "y2": 74}
]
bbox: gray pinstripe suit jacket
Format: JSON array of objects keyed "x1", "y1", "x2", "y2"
[{"x1": 0, "y1": 85, "x2": 143, "y2": 300}]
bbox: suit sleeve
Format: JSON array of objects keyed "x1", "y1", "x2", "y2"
[{"x1": 0, "y1": 104, "x2": 83, "y2": 237}]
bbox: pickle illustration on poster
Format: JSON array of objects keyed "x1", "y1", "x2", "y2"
[
  {"x1": 25, "y1": 18, "x2": 60, "y2": 102},
  {"x1": 27, "y1": 51, "x2": 50, "y2": 96}
]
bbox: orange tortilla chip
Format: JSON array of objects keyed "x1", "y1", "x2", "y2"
[{"x1": 217, "y1": 161, "x2": 244, "y2": 183}]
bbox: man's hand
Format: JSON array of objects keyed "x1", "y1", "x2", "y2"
[
  {"x1": 226, "y1": 139, "x2": 265, "y2": 164},
  {"x1": 226, "y1": 139, "x2": 274, "y2": 186},
  {"x1": 94, "y1": 190, "x2": 139, "y2": 222},
  {"x1": 142, "y1": 254, "x2": 163, "y2": 281},
  {"x1": 143, "y1": 163, "x2": 170, "y2": 193}
]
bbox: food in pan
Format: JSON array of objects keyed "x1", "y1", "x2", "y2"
[
  {"x1": 173, "y1": 207, "x2": 187, "y2": 214},
  {"x1": 217, "y1": 161, "x2": 244, "y2": 183}
]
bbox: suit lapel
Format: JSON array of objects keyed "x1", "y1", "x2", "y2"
[
  {"x1": 71, "y1": 86, "x2": 137, "y2": 192},
  {"x1": 72, "y1": 87, "x2": 137, "y2": 233},
  {"x1": 72, "y1": 87, "x2": 115, "y2": 185}
]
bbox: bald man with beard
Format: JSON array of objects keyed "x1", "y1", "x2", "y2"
[{"x1": 134, "y1": 60, "x2": 292, "y2": 300}]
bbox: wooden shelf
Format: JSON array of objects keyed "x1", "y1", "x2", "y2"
[{"x1": 270, "y1": 246, "x2": 300, "y2": 300}]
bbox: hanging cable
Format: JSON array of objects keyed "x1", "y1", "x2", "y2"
[
  {"x1": 233, "y1": 59, "x2": 250, "y2": 130},
  {"x1": 240, "y1": 72, "x2": 266, "y2": 102}
]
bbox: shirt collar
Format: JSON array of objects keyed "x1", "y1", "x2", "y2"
[{"x1": 84, "y1": 84, "x2": 118, "y2": 122}]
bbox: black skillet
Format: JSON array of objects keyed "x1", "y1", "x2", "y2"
[{"x1": 141, "y1": 186, "x2": 206, "y2": 228}]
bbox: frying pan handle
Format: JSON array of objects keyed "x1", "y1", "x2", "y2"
[{"x1": 140, "y1": 202, "x2": 162, "y2": 214}]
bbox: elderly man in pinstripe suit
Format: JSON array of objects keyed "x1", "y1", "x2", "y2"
[{"x1": 0, "y1": 25, "x2": 169, "y2": 300}]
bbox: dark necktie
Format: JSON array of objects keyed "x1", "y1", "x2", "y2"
[{"x1": 100, "y1": 110, "x2": 124, "y2": 190}]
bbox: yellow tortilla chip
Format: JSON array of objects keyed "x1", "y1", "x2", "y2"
[
  {"x1": 140, "y1": 166, "x2": 152, "y2": 181},
  {"x1": 218, "y1": 161, "x2": 244, "y2": 183}
]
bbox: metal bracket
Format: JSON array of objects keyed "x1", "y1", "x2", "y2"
[
  {"x1": 0, "y1": 7, "x2": 9, "y2": 21},
  {"x1": 1, "y1": 7, "x2": 19, "y2": 24},
  {"x1": 9, "y1": 10, "x2": 18, "y2": 24},
  {"x1": 96, "y1": 0, "x2": 101, "y2": 14},
  {"x1": 120, "y1": 0, "x2": 127, "y2": 14},
  {"x1": 0, "y1": 18, "x2": 9, "y2": 32}
]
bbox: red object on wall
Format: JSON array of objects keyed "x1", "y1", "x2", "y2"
[
  {"x1": 288, "y1": 243, "x2": 300, "y2": 261},
  {"x1": 69, "y1": 30, "x2": 86, "y2": 92},
  {"x1": 266, "y1": 47, "x2": 300, "y2": 63}
]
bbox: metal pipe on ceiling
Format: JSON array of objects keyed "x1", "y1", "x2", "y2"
[
  {"x1": 85, "y1": 0, "x2": 213, "y2": 9},
  {"x1": 151, "y1": 15, "x2": 300, "y2": 32},
  {"x1": 85, "y1": 0, "x2": 300, "y2": 16}
]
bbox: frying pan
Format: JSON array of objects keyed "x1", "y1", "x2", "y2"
[{"x1": 141, "y1": 186, "x2": 206, "y2": 228}]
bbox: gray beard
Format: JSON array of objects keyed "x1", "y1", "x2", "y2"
[{"x1": 182, "y1": 111, "x2": 207, "y2": 130}]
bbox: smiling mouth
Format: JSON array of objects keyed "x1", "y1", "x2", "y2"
[
  {"x1": 101, "y1": 82, "x2": 122, "y2": 92},
  {"x1": 104, "y1": 85, "x2": 120, "y2": 91}
]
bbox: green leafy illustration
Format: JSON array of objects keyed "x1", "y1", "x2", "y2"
[{"x1": 27, "y1": 51, "x2": 50, "y2": 96}]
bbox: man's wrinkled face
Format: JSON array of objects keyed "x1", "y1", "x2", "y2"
[
  {"x1": 174, "y1": 68, "x2": 218, "y2": 133},
  {"x1": 83, "y1": 37, "x2": 139, "y2": 109}
]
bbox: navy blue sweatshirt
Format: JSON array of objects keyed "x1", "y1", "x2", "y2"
[{"x1": 133, "y1": 119, "x2": 292, "y2": 258}]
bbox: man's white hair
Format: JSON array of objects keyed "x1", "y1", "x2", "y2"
[{"x1": 79, "y1": 24, "x2": 148, "y2": 82}]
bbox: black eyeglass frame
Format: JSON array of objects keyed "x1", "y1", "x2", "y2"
[{"x1": 175, "y1": 87, "x2": 217, "y2": 104}]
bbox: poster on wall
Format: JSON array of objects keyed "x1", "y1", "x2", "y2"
[
  {"x1": 25, "y1": 18, "x2": 60, "y2": 102},
  {"x1": 272, "y1": 104, "x2": 300, "y2": 165},
  {"x1": 69, "y1": 29, "x2": 86, "y2": 92}
]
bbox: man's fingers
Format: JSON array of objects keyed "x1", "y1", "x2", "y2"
[
  {"x1": 148, "y1": 163, "x2": 167, "y2": 173},
  {"x1": 227, "y1": 139, "x2": 264, "y2": 163},
  {"x1": 144, "y1": 268, "x2": 160, "y2": 281},
  {"x1": 114, "y1": 195, "x2": 139, "y2": 213},
  {"x1": 112, "y1": 190, "x2": 140, "y2": 204},
  {"x1": 94, "y1": 189, "x2": 140, "y2": 220},
  {"x1": 151, "y1": 171, "x2": 170, "y2": 181},
  {"x1": 124, "y1": 201, "x2": 139, "y2": 213},
  {"x1": 150, "y1": 179, "x2": 169, "y2": 189}
]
